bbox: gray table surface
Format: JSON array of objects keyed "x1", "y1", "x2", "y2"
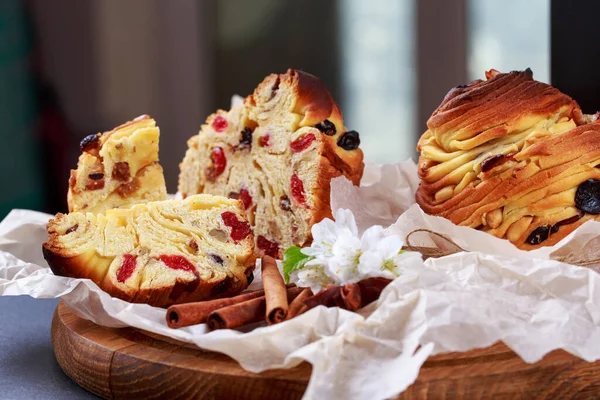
[{"x1": 0, "y1": 296, "x2": 100, "y2": 399}]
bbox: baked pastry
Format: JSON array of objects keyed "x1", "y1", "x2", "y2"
[
  {"x1": 179, "y1": 69, "x2": 364, "y2": 258},
  {"x1": 416, "y1": 69, "x2": 600, "y2": 249},
  {"x1": 43, "y1": 195, "x2": 255, "y2": 307},
  {"x1": 68, "y1": 115, "x2": 167, "y2": 213}
]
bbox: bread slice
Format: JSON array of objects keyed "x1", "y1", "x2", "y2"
[
  {"x1": 68, "y1": 115, "x2": 167, "y2": 213},
  {"x1": 43, "y1": 195, "x2": 255, "y2": 307},
  {"x1": 179, "y1": 69, "x2": 364, "y2": 258}
]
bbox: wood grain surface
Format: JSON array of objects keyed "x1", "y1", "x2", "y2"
[{"x1": 51, "y1": 301, "x2": 600, "y2": 399}]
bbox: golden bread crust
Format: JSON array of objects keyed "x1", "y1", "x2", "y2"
[{"x1": 416, "y1": 69, "x2": 600, "y2": 249}]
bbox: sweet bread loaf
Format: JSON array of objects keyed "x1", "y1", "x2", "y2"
[
  {"x1": 416, "y1": 69, "x2": 600, "y2": 249},
  {"x1": 179, "y1": 69, "x2": 364, "y2": 258},
  {"x1": 43, "y1": 195, "x2": 255, "y2": 307},
  {"x1": 68, "y1": 115, "x2": 167, "y2": 214}
]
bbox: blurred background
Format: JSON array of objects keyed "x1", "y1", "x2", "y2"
[{"x1": 0, "y1": 0, "x2": 566, "y2": 218}]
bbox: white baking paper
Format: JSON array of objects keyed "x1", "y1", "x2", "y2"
[{"x1": 2, "y1": 160, "x2": 600, "y2": 400}]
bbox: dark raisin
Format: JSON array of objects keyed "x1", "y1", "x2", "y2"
[
  {"x1": 228, "y1": 192, "x2": 240, "y2": 200},
  {"x1": 551, "y1": 213, "x2": 584, "y2": 233},
  {"x1": 88, "y1": 173, "x2": 104, "y2": 180},
  {"x1": 210, "y1": 254, "x2": 224, "y2": 265},
  {"x1": 337, "y1": 130, "x2": 360, "y2": 150},
  {"x1": 481, "y1": 154, "x2": 506, "y2": 172},
  {"x1": 314, "y1": 120, "x2": 336, "y2": 136},
  {"x1": 246, "y1": 271, "x2": 254, "y2": 285},
  {"x1": 269, "y1": 77, "x2": 280, "y2": 100},
  {"x1": 279, "y1": 195, "x2": 292, "y2": 211},
  {"x1": 525, "y1": 67, "x2": 533, "y2": 76},
  {"x1": 80, "y1": 134, "x2": 100, "y2": 152},
  {"x1": 526, "y1": 225, "x2": 550, "y2": 245},
  {"x1": 189, "y1": 240, "x2": 199, "y2": 253},
  {"x1": 239, "y1": 127, "x2": 253, "y2": 149},
  {"x1": 575, "y1": 179, "x2": 600, "y2": 214},
  {"x1": 65, "y1": 224, "x2": 79, "y2": 234}
]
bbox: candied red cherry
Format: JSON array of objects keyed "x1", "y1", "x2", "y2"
[
  {"x1": 260, "y1": 133, "x2": 271, "y2": 147},
  {"x1": 221, "y1": 211, "x2": 252, "y2": 241},
  {"x1": 257, "y1": 235, "x2": 280, "y2": 258},
  {"x1": 290, "y1": 133, "x2": 316, "y2": 153},
  {"x1": 117, "y1": 254, "x2": 137, "y2": 283},
  {"x1": 211, "y1": 147, "x2": 227, "y2": 177},
  {"x1": 290, "y1": 174, "x2": 307, "y2": 206},
  {"x1": 212, "y1": 115, "x2": 228, "y2": 132},
  {"x1": 159, "y1": 254, "x2": 197, "y2": 274},
  {"x1": 239, "y1": 188, "x2": 252, "y2": 210}
]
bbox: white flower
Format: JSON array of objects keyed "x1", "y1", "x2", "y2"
[{"x1": 288, "y1": 209, "x2": 424, "y2": 293}]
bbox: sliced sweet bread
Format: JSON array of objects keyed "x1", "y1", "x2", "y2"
[
  {"x1": 68, "y1": 115, "x2": 167, "y2": 213},
  {"x1": 179, "y1": 69, "x2": 364, "y2": 258},
  {"x1": 43, "y1": 195, "x2": 255, "y2": 307}
]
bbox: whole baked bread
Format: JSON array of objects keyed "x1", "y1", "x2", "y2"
[
  {"x1": 179, "y1": 69, "x2": 364, "y2": 258},
  {"x1": 43, "y1": 195, "x2": 255, "y2": 307},
  {"x1": 416, "y1": 69, "x2": 600, "y2": 249},
  {"x1": 68, "y1": 115, "x2": 167, "y2": 213}
]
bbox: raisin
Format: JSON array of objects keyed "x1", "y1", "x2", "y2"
[
  {"x1": 575, "y1": 179, "x2": 600, "y2": 214},
  {"x1": 269, "y1": 77, "x2": 280, "y2": 101},
  {"x1": 481, "y1": 154, "x2": 506, "y2": 172},
  {"x1": 80, "y1": 134, "x2": 100, "y2": 152},
  {"x1": 211, "y1": 147, "x2": 227, "y2": 178},
  {"x1": 210, "y1": 254, "x2": 224, "y2": 265},
  {"x1": 65, "y1": 224, "x2": 79, "y2": 234},
  {"x1": 260, "y1": 134, "x2": 271, "y2": 147},
  {"x1": 279, "y1": 195, "x2": 292, "y2": 211},
  {"x1": 239, "y1": 127, "x2": 253, "y2": 149},
  {"x1": 257, "y1": 235, "x2": 280, "y2": 258},
  {"x1": 212, "y1": 115, "x2": 228, "y2": 132},
  {"x1": 526, "y1": 225, "x2": 550, "y2": 245},
  {"x1": 228, "y1": 192, "x2": 240, "y2": 200},
  {"x1": 117, "y1": 254, "x2": 137, "y2": 283},
  {"x1": 88, "y1": 173, "x2": 104, "y2": 180},
  {"x1": 290, "y1": 174, "x2": 307, "y2": 206},
  {"x1": 337, "y1": 131, "x2": 360, "y2": 150},
  {"x1": 112, "y1": 162, "x2": 130, "y2": 181},
  {"x1": 551, "y1": 213, "x2": 584, "y2": 233},
  {"x1": 239, "y1": 188, "x2": 252, "y2": 210},
  {"x1": 290, "y1": 133, "x2": 316, "y2": 153},
  {"x1": 315, "y1": 120, "x2": 336, "y2": 136},
  {"x1": 189, "y1": 240, "x2": 199, "y2": 253},
  {"x1": 246, "y1": 271, "x2": 254, "y2": 285},
  {"x1": 221, "y1": 211, "x2": 252, "y2": 242}
]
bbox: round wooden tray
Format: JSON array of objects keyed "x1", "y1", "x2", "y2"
[{"x1": 51, "y1": 301, "x2": 600, "y2": 399}]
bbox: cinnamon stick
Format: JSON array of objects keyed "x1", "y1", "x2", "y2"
[
  {"x1": 207, "y1": 287, "x2": 302, "y2": 330},
  {"x1": 166, "y1": 289, "x2": 265, "y2": 329},
  {"x1": 340, "y1": 283, "x2": 362, "y2": 311},
  {"x1": 286, "y1": 288, "x2": 313, "y2": 320},
  {"x1": 261, "y1": 255, "x2": 289, "y2": 325}
]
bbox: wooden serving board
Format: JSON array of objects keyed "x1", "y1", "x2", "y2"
[{"x1": 51, "y1": 301, "x2": 600, "y2": 399}]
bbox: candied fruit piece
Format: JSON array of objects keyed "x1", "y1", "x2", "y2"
[
  {"x1": 257, "y1": 235, "x2": 280, "y2": 258},
  {"x1": 117, "y1": 254, "x2": 137, "y2": 283},
  {"x1": 159, "y1": 254, "x2": 197, "y2": 274},
  {"x1": 290, "y1": 174, "x2": 307, "y2": 206},
  {"x1": 290, "y1": 133, "x2": 316, "y2": 153},
  {"x1": 211, "y1": 147, "x2": 227, "y2": 178},
  {"x1": 221, "y1": 211, "x2": 252, "y2": 241},
  {"x1": 240, "y1": 188, "x2": 252, "y2": 210},
  {"x1": 212, "y1": 115, "x2": 228, "y2": 132},
  {"x1": 260, "y1": 133, "x2": 271, "y2": 147}
]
